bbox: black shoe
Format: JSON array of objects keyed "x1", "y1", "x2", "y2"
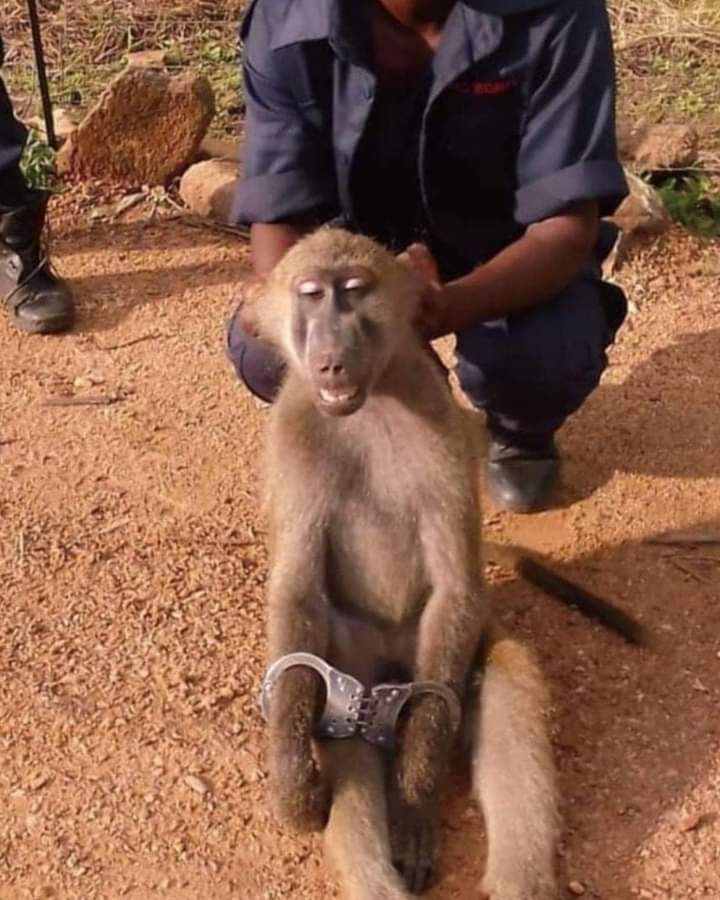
[
  {"x1": 0, "y1": 189, "x2": 75, "y2": 334},
  {"x1": 486, "y1": 435, "x2": 559, "y2": 514}
]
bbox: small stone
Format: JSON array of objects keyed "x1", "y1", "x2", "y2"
[
  {"x1": 610, "y1": 171, "x2": 671, "y2": 236},
  {"x1": 633, "y1": 124, "x2": 700, "y2": 172},
  {"x1": 29, "y1": 773, "x2": 50, "y2": 791},
  {"x1": 678, "y1": 811, "x2": 712, "y2": 832},
  {"x1": 568, "y1": 881, "x2": 585, "y2": 896},
  {"x1": 617, "y1": 121, "x2": 700, "y2": 171},
  {"x1": 127, "y1": 50, "x2": 172, "y2": 69},
  {"x1": 74, "y1": 372, "x2": 105, "y2": 389},
  {"x1": 183, "y1": 773, "x2": 210, "y2": 797},
  {"x1": 179, "y1": 159, "x2": 238, "y2": 223}
]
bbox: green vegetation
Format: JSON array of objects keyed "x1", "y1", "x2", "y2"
[
  {"x1": 19, "y1": 129, "x2": 56, "y2": 192},
  {"x1": 656, "y1": 175, "x2": 720, "y2": 238}
]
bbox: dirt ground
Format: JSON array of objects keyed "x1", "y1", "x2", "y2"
[{"x1": 1, "y1": 201, "x2": 720, "y2": 900}]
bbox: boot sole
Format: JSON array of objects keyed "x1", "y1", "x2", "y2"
[
  {"x1": 485, "y1": 461, "x2": 559, "y2": 515},
  {"x1": 10, "y1": 310, "x2": 75, "y2": 335}
]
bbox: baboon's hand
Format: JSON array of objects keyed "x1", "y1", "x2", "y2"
[
  {"x1": 269, "y1": 742, "x2": 330, "y2": 833},
  {"x1": 389, "y1": 786, "x2": 439, "y2": 895},
  {"x1": 235, "y1": 273, "x2": 266, "y2": 338},
  {"x1": 394, "y1": 694, "x2": 455, "y2": 809}
]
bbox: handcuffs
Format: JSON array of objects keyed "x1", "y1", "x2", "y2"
[{"x1": 259, "y1": 652, "x2": 462, "y2": 751}]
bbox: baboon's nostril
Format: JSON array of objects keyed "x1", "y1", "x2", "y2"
[{"x1": 319, "y1": 360, "x2": 345, "y2": 377}]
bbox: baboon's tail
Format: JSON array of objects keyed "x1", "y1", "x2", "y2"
[
  {"x1": 321, "y1": 739, "x2": 409, "y2": 900},
  {"x1": 472, "y1": 625, "x2": 559, "y2": 899}
]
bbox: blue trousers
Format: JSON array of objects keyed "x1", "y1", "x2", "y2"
[
  {"x1": 0, "y1": 35, "x2": 31, "y2": 208},
  {"x1": 225, "y1": 271, "x2": 627, "y2": 446}
]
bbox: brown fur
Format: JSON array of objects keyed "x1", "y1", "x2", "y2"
[{"x1": 258, "y1": 227, "x2": 559, "y2": 899}]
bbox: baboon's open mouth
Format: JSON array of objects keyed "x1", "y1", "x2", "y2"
[{"x1": 316, "y1": 387, "x2": 365, "y2": 415}]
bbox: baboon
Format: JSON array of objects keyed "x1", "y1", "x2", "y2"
[{"x1": 254, "y1": 227, "x2": 638, "y2": 900}]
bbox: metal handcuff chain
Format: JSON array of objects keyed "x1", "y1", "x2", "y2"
[{"x1": 260, "y1": 651, "x2": 462, "y2": 751}]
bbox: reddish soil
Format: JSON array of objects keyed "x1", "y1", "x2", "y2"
[{"x1": 1, "y1": 202, "x2": 720, "y2": 900}]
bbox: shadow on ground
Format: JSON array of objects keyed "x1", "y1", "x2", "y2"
[
  {"x1": 436, "y1": 519, "x2": 720, "y2": 900},
  {"x1": 553, "y1": 325, "x2": 720, "y2": 506},
  {"x1": 53, "y1": 217, "x2": 247, "y2": 333}
]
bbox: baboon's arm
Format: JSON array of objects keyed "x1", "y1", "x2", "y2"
[
  {"x1": 394, "y1": 508, "x2": 487, "y2": 812},
  {"x1": 266, "y1": 525, "x2": 332, "y2": 832}
]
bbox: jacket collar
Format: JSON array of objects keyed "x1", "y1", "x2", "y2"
[{"x1": 267, "y1": 0, "x2": 562, "y2": 51}]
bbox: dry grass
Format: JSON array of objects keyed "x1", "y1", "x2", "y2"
[
  {"x1": 2, "y1": 0, "x2": 720, "y2": 148},
  {"x1": 610, "y1": 0, "x2": 720, "y2": 157},
  {"x1": 3, "y1": 0, "x2": 246, "y2": 56},
  {"x1": 610, "y1": 0, "x2": 720, "y2": 47},
  {"x1": 5, "y1": 0, "x2": 718, "y2": 59},
  {"x1": 3, "y1": 0, "x2": 249, "y2": 134}
]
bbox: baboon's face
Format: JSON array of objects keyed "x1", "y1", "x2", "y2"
[
  {"x1": 260, "y1": 229, "x2": 420, "y2": 415},
  {"x1": 289, "y1": 265, "x2": 392, "y2": 416}
]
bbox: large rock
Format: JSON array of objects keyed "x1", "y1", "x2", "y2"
[
  {"x1": 179, "y1": 159, "x2": 238, "y2": 222},
  {"x1": 616, "y1": 121, "x2": 699, "y2": 172},
  {"x1": 634, "y1": 124, "x2": 699, "y2": 171},
  {"x1": 57, "y1": 67, "x2": 215, "y2": 186},
  {"x1": 610, "y1": 170, "x2": 671, "y2": 235}
]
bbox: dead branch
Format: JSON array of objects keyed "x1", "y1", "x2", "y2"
[
  {"x1": 91, "y1": 333, "x2": 168, "y2": 351},
  {"x1": 43, "y1": 393, "x2": 127, "y2": 408}
]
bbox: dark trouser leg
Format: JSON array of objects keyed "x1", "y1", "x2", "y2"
[
  {"x1": 455, "y1": 276, "x2": 627, "y2": 511},
  {"x1": 224, "y1": 303, "x2": 286, "y2": 403},
  {"x1": 0, "y1": 36, "x2": 75, "y2": 334},
  {"x1": 0, "y1": 36, "x2": 31, "y2": 209},
  {"x1": 456, "y1": 276, "x2": 627, "y2": 442}
]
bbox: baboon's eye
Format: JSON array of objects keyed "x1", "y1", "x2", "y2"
[
  {"x1": 297, "y1": 279, "x2": 325, "y2": 300},
  {"x1": 344, "y1": 277, "x2": 368, "y2": 293}
]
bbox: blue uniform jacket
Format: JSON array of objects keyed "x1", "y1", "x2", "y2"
[{"x1": 232, "y1": 0, "x2": 628, "y2": 269}]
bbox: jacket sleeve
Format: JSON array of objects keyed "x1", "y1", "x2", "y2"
[
  {"x1": 230, "y1": 12, "x2": 338, "y2": 225},
  {"x1": 514, "y1": 0, "x2": 628, "y2": 225}
]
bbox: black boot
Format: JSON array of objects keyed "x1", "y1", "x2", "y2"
[
  {"x1": 0, "y1": 189, "x2": 75, "y2": 334},
  {"x1": 486, "y1": 434, "x2": 559, "y2": 514}
]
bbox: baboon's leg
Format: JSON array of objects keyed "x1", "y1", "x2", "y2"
[
  {"x1": 321, "y1": 739, "x2": 410, "y2": 900},
  {"x1": 471, "y1": 631, "x2": 559, "y2": 900}
]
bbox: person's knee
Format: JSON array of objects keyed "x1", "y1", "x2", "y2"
[
  {"x1": 458, "y1": 349, "x2": 604, "y2": 426},
  {"x1": 224, "y1": 306, "x2": 285, "y2": 403},
  {"x1": 456, "y1": 278, "x2": 625, "y2": 423}
]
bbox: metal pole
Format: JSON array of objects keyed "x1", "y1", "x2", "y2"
[{"x1": 26, "y1": 0, "x2": 57, "y2": 150}]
